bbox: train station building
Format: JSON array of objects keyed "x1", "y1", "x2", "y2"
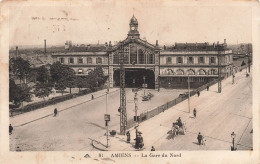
[{"x1": 52, "y1": 15, "x2": 233, "y2": 89}]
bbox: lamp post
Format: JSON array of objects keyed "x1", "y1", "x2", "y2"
[
  {"x1": 188, "y1": 74, "x2": 191, "y2": 113},
  {"x1": 134, "y1": 92, "x2": 139, "y2": 140},
  {"x1": 231, "y1": 132, "x2": 236, "y2": 151},
  {"x1": 105, "y1": 89, "x2": 110, "y2": 148},
  {"x1": 143, "y1": 76, "x2": 146, "y2": 96},
  {"x1": 232, "y1": 66, "x2": 235, "y2": 85}
]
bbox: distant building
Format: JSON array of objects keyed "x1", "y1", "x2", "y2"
[{"x1": 51, "y1": 16, "x2": 233, "y2": 89}]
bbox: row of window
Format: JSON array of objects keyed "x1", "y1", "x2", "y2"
[
  {"x1": 166, "y1": 56, "x2": 217, "y2": 64},
  {"x1": 165, "y1": 77, "x2": 206, "y2": 83},
  {"x1": 59, "y1": 57, "x2": 103, "y2": 64},
  {"x1": 113, "y1": 52, "x2": 154, "y2": 64},
  {"x1": 162, "y1": 69, "x2": 218, "y2": 75}
]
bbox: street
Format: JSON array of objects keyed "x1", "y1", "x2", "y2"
[
  {"x1": 128, "y1": 69, "x2": 252, "y2": 151},
  {"x1": 9, "y1": 69, "x2": 252, "y2": 151},
  {"x1": 10, "y1": 87, "x2": 185, "y2": 151}
]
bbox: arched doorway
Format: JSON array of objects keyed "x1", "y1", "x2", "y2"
[{"x1": 113, "y1": 68, "x2": 155, "y2": 89}]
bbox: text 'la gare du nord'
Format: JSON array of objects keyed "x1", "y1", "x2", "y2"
[{"x1": 110, "y1": 153, "x2": 182, "y2": 158}]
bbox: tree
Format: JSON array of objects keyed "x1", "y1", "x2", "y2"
[
  {"x1": 87, "y1": 66, "x2": 107, "y2": 90},
  {"x1": 55, "y1": 79, "x2": 67, "y2": 95},
  {"x1": 75, "y1": 76, "x2": 88, "y2": 92},
  {"x1": 34, "y1": 82, "x2": 52, "y2": 103},
  {"x1": 50, "y1": 62, "x2": 76, "y2": 95},
  {"x1": 9, "y1": 79, "x2": 32, "y2": 107},
  {"x1": 50, "y1": 62, "x2": 64, "y2": 84},
  {"x1": 10, "y1": 57, "x2": 31, "y2": 84},
  {"x1": 36, "y1": 65, "x2": 49, "y2": 84}
]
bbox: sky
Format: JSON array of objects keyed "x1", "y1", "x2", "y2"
[{"x1": 9, "y1": 2, "x2": 252, "y2": 48}]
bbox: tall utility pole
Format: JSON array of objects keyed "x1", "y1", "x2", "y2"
[
  {"x1": 119, "y1": 42, "x2": 127, "y2": 135},
  {"x1": 187, "y1": 75, "x2": 191, "y2": 113},
  {"x1": 248, "y1": 44, "x2": 251, "y2": 73},
  {"x1": 217, "y1": 45, "x2": 222, "y2": 93}
]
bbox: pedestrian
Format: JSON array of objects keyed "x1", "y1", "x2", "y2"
[
  {"x1": 16, "y1": 146, "x2": 21, "y2": 152},
  {"x1": 92, "y1": 94, "x2": 94, "y2": 100},
  {"x1": 139, "y1": 134, "x2": 144, "y2": 148},
  {"x1": 151, "y1": 146, "x2": 155, "y2": 151},
  {"x1": 197, "y1": 90, "x2": 200, "y2": 97},
  {"x1": 126, "y1": 131, "x2": 130, "y2": 143},
  {"x1": 54, "y1": 108, "x2": 58, "y2": 117},
  {"x1": 193, "y1": 108, "x2": 197, "y2": 118},
  {"x1": 177, "y1": 117, "x2": 182, "y2": 128},
  {"x1": 9, "y1": 124, "x2": 13, "y2": 135},
  {"x1": 134, "y1": 134, "x2": 140, "y2": 149},
  {"x1": 197, "y1": 132, "x2": 203, "y2": 145},
  {"x1": 206, "y1": 85, "x2": 209, "y2": 91}
]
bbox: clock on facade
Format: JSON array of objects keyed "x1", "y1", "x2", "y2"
[{"x1": 131, "y1": 26, "x2": 136, "y2": 30}]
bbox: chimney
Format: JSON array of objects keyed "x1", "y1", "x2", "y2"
[
  {"x1": 16, "y1": 46, "x2": 18, "y2": 58},
  {"x1": 44, "y1": 39, "x2": 46, "y2": 54},
  {"x1": 156, "y1": 40, "x2": 158, "y2": 47}
]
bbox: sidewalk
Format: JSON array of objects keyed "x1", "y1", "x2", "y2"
[
  {"x1": 10, "y1": 88, "x2": 119, "y2": 127},
  {"x1": 91, "y1": 69, "x2": 251, "y2": 151}
]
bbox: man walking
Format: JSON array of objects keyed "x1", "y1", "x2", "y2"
[
  {"x1": 54, "y1": 108, "x2": 58, "y2": 117},
  {"x1": 9, "y1": 124, "x2": 13, "y2": 135},
  {"x1": 193, "y1": 108, "x2": 197, "y2": 118},
  {"x1": 197, "y1": 132, "x2": 203, "y2": 145},
  {"x1": 206, "y1": 85, "x2": 209, "y2": 91},
  {"x1": 126, "y1": 131, "x2": 130, "y2": 143}
]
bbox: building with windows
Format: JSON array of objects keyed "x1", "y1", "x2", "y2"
[{"x1": 52, "y1": 15, "x2": 233, "y2": 89}]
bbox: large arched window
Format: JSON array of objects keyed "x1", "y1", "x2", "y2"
[
  {"x1": 187, "y1": 69, "x2": 195, "y2": 75},
  {"x1": 138, "y1": 49, "x2": 145, "y2": 64},
  {"x1": 113, "y1": 52, "x2": 119, "y2": 64},
  {"x1": 167, "y1": 69, "x2": 174, "y2": 75},
  {"x1": 176, "y1": 69, "x2": 184, "y2": 75},
  {"x1": 198, "y1": 69, "x2": 206, "y2": 75},
  {"x1": 148, "y1": 53, "x2": 154, "y2": 64},
  {"x1": 130, "y1": 45, "x2": 137, "y2": 64}
]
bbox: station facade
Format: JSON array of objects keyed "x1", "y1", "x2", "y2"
[{"x1": 52, "y1": 16, "x2": 233, "y2": 89}]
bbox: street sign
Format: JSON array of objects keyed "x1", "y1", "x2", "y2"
[{"x1": 104, "y1": 114, "x2": 110, "y2": 121}]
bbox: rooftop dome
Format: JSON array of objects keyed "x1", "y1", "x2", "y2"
[{"x1": 130, "y1": 15, "x2": 138, "y2": 25}]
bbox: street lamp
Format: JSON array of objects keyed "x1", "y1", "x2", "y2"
[
  {"x1": 104, "y1": 90, "x2": 110, "y2": 148},
  {"x1": 143, "y1": 76, "x2": 146, "y2": 96},
  {"x1": 187, "y1": 74, "x2": 191, "y2": 113},
  {"x1": 231, "y1": 132, "x2": 236, "y2": 151},
  {"x1": 232, "y1": 65, "x2": 235, "y2": 85}
]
